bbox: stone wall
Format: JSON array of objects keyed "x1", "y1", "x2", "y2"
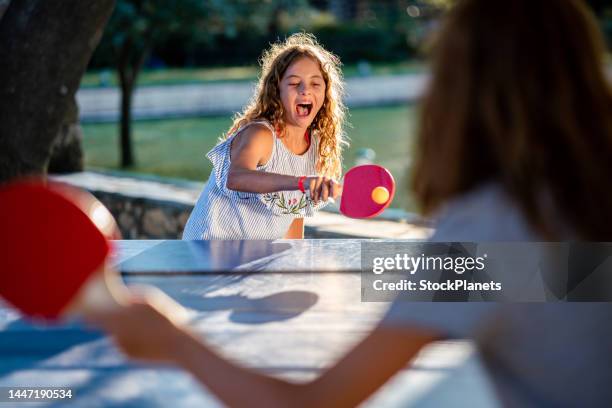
[
  {"x1": 93, "y1": 191, "x2": 192, "y2": 239},
  {"x1": 52, "y1": 171, "x2": 202, "y2": 239}
]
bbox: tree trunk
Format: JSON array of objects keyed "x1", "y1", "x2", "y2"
[
  {"x1": 120, "y1": 78, "x2": 134, "y2": 167},
  {"x1": 116, "y1": 36, "x2": 150, "y2": 169},
  {"x1": 0, "y1": 0, "x2": 115, "y2": 184},
  {"x1": 48, "y1": 96, "x2": 85, "y2": 173}
]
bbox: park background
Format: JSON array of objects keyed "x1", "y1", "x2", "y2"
[
  {"x1": 21, "y1": 0, "x2": 612, "y2": 237},
  {"x1": 3, "y1": 3, "x2": 612, "y2": 406}
]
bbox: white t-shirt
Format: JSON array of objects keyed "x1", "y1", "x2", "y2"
[{"x1": 382, "y1": 183, "x2": 612, "y2": 407}]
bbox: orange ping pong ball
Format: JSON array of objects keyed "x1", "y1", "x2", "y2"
[{"x1": 371, "y1": 186, "x2": 390, "y2": 204}]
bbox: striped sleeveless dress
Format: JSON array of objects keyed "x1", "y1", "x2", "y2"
[{"x1": 182, "y1": 120, "x2": 328, "y2": 240}]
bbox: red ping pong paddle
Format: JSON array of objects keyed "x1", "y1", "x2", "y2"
[
  {"x1": 337, "y1": 164, "x2": 395, "y2": 219},
  {"x1": 0, "y1": 180, "x2": 125, "y2": 321}
]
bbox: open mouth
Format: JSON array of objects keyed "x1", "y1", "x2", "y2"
[{"x1": 296, "y1": 102, "x2": 313, "y2": 117}]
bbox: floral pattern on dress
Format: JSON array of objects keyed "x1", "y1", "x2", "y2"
[{"x1": 262, "y1": 192, "x2": 317, "y2": 215}]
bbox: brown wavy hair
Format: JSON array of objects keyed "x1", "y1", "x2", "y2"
[
  {"x1": 227, "y1": 33, "x2": 348, "y2": 179},
  {"x1": 412, "y1": 0, "x2": 612, "y2": 239}
]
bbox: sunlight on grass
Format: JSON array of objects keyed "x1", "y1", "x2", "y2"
[
  {"x1": 82, "y1": 105, "x2": 418, "y2": 210},
  {"x1": 81, "y1": 62, "x2": 427, "y2": 88}
]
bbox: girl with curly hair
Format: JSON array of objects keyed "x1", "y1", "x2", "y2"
[{"x1": 183, "y1": 33, "x2": 347, "y2": 240}]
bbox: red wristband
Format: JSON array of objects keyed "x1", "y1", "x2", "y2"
[{"x1": 298, "y1": 176, "x2": 306, "y2": 193}]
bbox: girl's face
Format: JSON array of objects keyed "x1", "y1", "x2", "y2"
[{"x1": 279, "y1": 56, "x2": 326, "y2": 129}]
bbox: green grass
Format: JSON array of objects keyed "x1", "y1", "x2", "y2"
[
  {"x1": 81, "y1": 61, "x2": 427, "y2": 88},
  {"x1": 83, "y1": 116, "x2": 231, "y2": 180},
  {"x1": 82, "y1": 105, "x2": 418, "y2": 210}
]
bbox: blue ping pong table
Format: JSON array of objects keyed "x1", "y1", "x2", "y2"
[{"x1": 0, "y1": 240, "x2": 496, "y2": 407}]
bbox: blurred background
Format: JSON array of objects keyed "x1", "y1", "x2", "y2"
[{"x1": 65, "y1": 0, "x2": 611, "y2": 231}]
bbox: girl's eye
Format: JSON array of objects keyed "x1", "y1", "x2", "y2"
[
  {"x1": 289, "y1": 83, "x2": 300, "y2": 87},
  {"x1": 312, "y1": 83, "x2": 321, "y2": 87}
]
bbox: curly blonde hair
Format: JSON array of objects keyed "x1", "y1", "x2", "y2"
[{"x1": 227, "y1": 33, "x2": 348, "y2": 179}]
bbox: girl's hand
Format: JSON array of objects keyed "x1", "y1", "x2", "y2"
[{"x1": 304, "y1": 176, "x2": 342, "y2": 202}]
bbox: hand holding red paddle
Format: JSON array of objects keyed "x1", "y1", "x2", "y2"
[
  {"x1": 302, "y1": 164, "x2": 395, "y2": 218},
  {"x1": 0, "y1": 180, "x2": 187, "y2": 323},
  {"x1": 338, "y1": 164, "x2": 395, "y2": 218}
]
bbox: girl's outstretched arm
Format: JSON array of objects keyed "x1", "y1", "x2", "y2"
[
  {"x1": 89, "y1": 298, "x2": 441, "y2": 408},
  {"x1": 225, "y1": 124, "x2": 340, "y2": 202},
  {"x1": 226, "y1": 124, "x2": 301, "y2": 193}
]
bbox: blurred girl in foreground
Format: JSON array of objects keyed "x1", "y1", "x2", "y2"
[{"x1": 91, "y1": 0, "x2": 612, "y2": 406}]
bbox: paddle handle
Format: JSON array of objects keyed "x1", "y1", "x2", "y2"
[{"x1": 62, "y1": 262, "x2": 129, "y2": 318}]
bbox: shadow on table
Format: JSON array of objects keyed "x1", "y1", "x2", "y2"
[
  {"x1": 181, "y1": 290, "x2": 320, "y2": 324},
  {"x1": 124, "y1": 275, "x2": 321, "y2": 324}
]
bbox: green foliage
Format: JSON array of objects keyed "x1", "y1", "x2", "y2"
[
  {"x1": 90, "y1": 0, "x2": 421, "y2": 69},
  {"x1": 91, "y1": 0, "x2": 313, "y2": 68},
  {"x1": 315, "y1": 24, "x2": 413, "y2": 62},
  {"x1": 92, "y1": 0, "x2": 210, "y2": 68},
  {"x1": 89, "y1": 0, "x2": 612, "y2": 69}
]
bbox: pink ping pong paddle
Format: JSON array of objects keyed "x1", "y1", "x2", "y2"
[
  {"x1": 338, "y1": 164, "x2": 395, "y2": 218},
  {"x1": 0, "y1": 180, "x2": 125, "y2": 321}
]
